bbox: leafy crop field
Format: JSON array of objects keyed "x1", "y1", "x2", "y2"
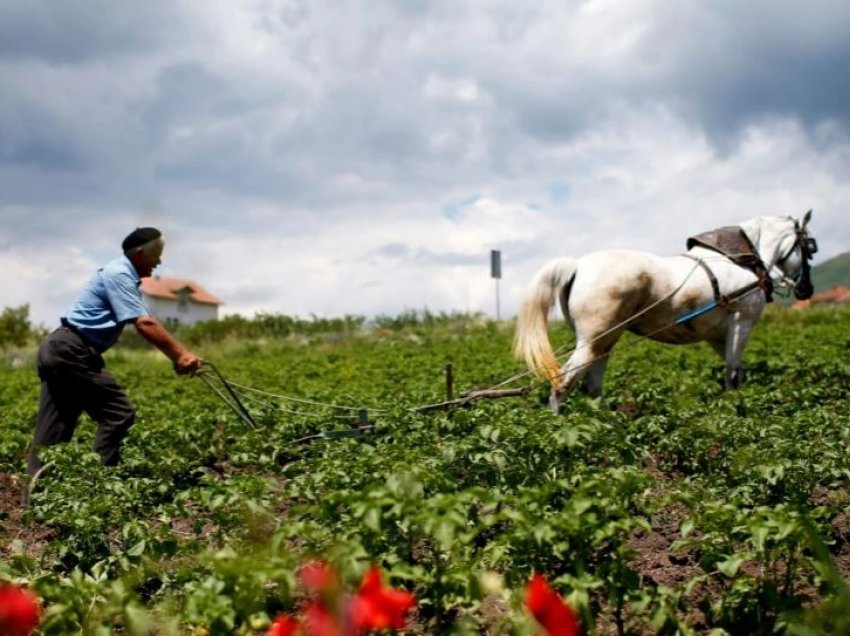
[{"x1": 1, "y1": 307, "x2": 850, "y2": 634}]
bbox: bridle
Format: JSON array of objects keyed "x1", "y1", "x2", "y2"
[{"x1": 775, "y1": 219, "x2": 817, "y2": 300}]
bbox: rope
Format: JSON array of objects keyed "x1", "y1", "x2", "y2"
[
  {"x1": 543, "y1": 283, "x2": 765, "y2": 385},
  {"x1": 230, "y1": 383, "x2": 373, "y2": 420},
  {"x1": 219, "y1": 379, "x2": 388, "y2": 414},
  {"x1": 483, "y1": 255, "x2": 705, "y2": 391},
  {"x1": 482, "y1": 248, "x2": 790, "y2": 393},
  {"x1": 196, "y1": 250, "x2": 783, "y2": 425},
  {"x1": 225, "y1": 383, "x2": 331, "y2": 419}
]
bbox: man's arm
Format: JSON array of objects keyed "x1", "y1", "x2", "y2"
[{"x1": 133, "y1": 315, "x2": 201, "y2": 375}]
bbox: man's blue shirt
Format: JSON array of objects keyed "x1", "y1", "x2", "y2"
[{"x1": 62, "y1": 256, "x2": 150, "y2": 351}]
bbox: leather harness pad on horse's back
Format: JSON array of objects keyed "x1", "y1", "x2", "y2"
[{"x1": 686, "y1": 226, "x2": 773, "y2": 302}]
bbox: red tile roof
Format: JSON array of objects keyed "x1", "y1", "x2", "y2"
[
  {"x1": 793, "y1": 285, "x2": 850, "y2": 309},
  {"x1": 140, "y1": 276, "x2": 222, "y2": 306}
]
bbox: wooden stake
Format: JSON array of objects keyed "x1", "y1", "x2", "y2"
[{"x1": 414, "y1": 387, "x2": 528, "y2": 413}]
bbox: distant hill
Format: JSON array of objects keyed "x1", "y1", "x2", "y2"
[{"x1": 812, "y1": 251, "x2": 850, "y2": 291}]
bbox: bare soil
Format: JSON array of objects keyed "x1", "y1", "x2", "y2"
[{"x1": 0, "y1": 471, "x2": 53, "y2": 560}]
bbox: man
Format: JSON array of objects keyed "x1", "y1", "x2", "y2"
[{"x1": 27, "y1": 227, "x2": 202, "y2": 478}]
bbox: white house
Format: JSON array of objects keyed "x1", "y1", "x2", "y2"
[{"x1": 140, "y1": 276, "x2": 222, "y2": 326}]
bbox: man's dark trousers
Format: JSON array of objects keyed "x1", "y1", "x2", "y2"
[{"x1": 28, "y1": 325, "x2": 135, "y2": 476}]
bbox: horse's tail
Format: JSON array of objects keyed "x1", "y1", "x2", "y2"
[{"x1": 513, "y1": 257, "x2": 578, "y2": 386}]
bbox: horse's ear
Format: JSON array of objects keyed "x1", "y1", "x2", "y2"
[{"x1": 802, "y1": 209, "x2": 813, "y2": 228}]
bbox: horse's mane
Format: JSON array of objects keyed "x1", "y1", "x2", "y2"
[
  {"x1": 738, "y1": 217, "x2": 763, "y2": 248},
  {"x1": 738, "y1": 216, "x2": 797, "y2": 264},
  {"x1": 739, "y1": 215, "x2": 790, "y2": 245}
]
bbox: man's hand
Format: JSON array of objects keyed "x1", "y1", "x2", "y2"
[
  {"x1": 174, "y1": 352, "x2": 202, "y2": 376},
  {"x1": 134, "y1": 316, "x2": 202, "y2": 375}
]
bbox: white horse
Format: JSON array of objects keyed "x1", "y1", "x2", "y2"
[{"x1": 514, "y1": 212, "x2": 817, "y2": 413}]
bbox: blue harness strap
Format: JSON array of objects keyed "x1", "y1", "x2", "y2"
[
  {"x1": 675, "y1": 301, "x2": 719, "y2": 325},
  {"x1": 674, "y1": 278, "x2": 764, "y2": 325},
  {"x1": 675, "y1": 255, "x2": 722, "y2": 325}
]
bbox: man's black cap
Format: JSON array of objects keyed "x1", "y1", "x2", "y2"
[{"x1": 122, "y1": 227, "x2": 162, "y2": 252}]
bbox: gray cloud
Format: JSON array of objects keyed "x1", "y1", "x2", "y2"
[
  {"x1": 0, "y1": 1, "x2": 180, "y2": 63},
  {"x1": 369, "y1": 243, "x2": 488, "y2": 267},
  {"x1": 632, "y1": 2, "x2": 850, "y2": 137},
  {"x1": 1, "y1": 1, "x2": 849, "y2": 324},
  {"x1": 5, "y1": 1, "x2": 848, "y2": 205}
]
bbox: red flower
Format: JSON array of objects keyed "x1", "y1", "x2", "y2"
[
  {"x1": 299, "y1": 561, "x2": 341, "y2": 596},
  {"x1": 0, "y1": 585, "x2": 41, "y2": 636},
  {"x1": 271, "y1": 563, "x2": 416, "y2": 636},
  {"x1": 524, "y1": 575, "x2": 580, "y2": 636},
  {"x1": 297, "y1": 561, "x2": 349, "y2": 635},
  {"x1": 351, "y1": 567, "x2": 416, "y2": 632},
  {"x1": 268, "y1": 614, "x2": 302, "y2": 636},
  {"x1": 302, "y1": 601, "x2": 347, "y2": 636},
  {"x1": 268, "y1": 603, "x2": 348, "y2": 636}
]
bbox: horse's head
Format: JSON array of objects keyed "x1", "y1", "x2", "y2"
[{"x1": 773, "y1": 210, "x2": 817, "y2": 300}]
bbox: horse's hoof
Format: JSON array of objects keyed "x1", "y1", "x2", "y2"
[
  {"x1": 549, "y1": 392, "x2": 562, "y2": 414},
  {"x1": 726, "y1": 366, "x2": 746, "y2": 390}
]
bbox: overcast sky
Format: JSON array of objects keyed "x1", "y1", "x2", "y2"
[{"x1": 2, "y1": 0, "x2": 849, "y2": 326}]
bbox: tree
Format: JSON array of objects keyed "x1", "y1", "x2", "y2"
[{"x1": 0, "y1": 304, "x2": 34, "y2": 347}]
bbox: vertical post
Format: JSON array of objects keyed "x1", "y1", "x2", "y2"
[
  {"x1": 445, "y1": 363, "x2": 454, "y2": 401},
  {"x1": 358, "y1": 408, "x2": 368, "y2": 427},
  {"x1": 490, "y1": 249, "x2": 502, "y2": 320}
]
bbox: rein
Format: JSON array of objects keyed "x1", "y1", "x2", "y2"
[
  {"x1": 193, "y1": 217, "x2": 819, "y2": 430},
  {"x1": 776, "y1": 218, "x2": 817, "y2": 299}
]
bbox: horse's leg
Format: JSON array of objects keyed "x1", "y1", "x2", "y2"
[
  {"x1": 709, "y1": 340, "x2": 736, "y2": 387},
  {"x1": 580, "y1": 358, "x2": 609, "y2": 398},
  {"x1": 712, "y1": 313, "x2": 755, "y2": 389},
  {"x1": 549, "y1": 347, "x2": 592, "y2": 413},
  {"x1": 550, "y1": 337, "x2": 618, "y2": 413}
]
